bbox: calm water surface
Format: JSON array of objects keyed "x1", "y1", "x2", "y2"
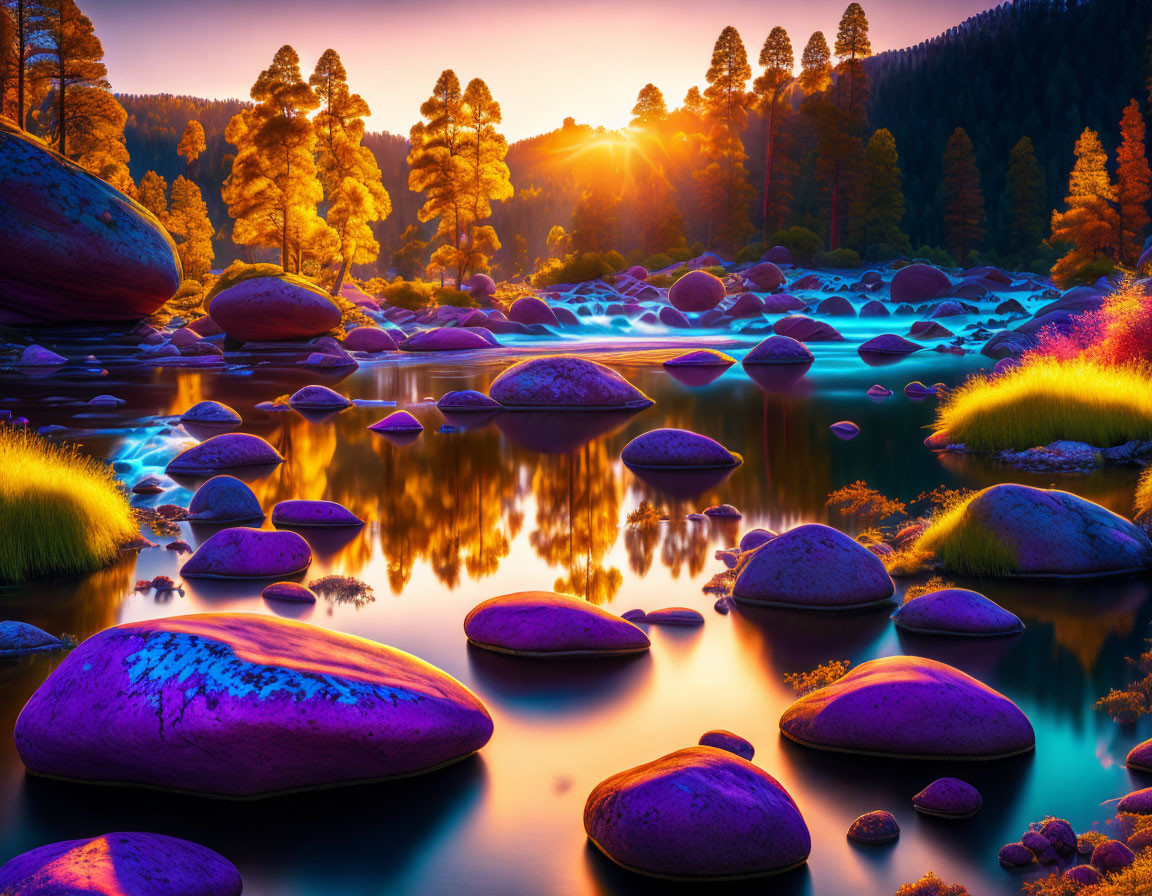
[{"x1": 1, "y1": 325, "x2": 1150, "y2": 895}]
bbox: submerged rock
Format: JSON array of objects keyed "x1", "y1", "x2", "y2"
[
  {"x1": 893, "y1": 588, "x2": 1024, "y2": 636},
  {"x1": 663, "y1": 349, "x2": 735, "y2": 368},
  {"x1": 437, "y1": 390, "x2": 502, "y2": 412},
  {"x1": 209, "y1": 276, "x2": 341, "y2": 341},
  {"x1": 166, "y1": 433, "x2": 284, "y2": 475},
  {"x1": 890, "y1": 264, "x2": 951, "y2": 303},
  {"x1": 743, "y1": 335, "x2": 814, "y2": 365},
  {"x1": 583, "y1": 747, "x2": 811, "y2": 879},
  {"x1": 17, "y1": 345, "x2": 66, "y2": 367},
  {"x1": 368, "y1": 410, "x2": 423, "y2": 433},
  {"x1": 262, "y1": 581, "x2": 316, "y2": 603},
  {"x1": 180, "y1": 527, "x2": 312, "y2": 579},
  {"x1": 0, "y1": 123, "x2": 181, "y2": 325},
  {"x1": 489, "y1": 356, "x2": 652, "y2": 410},
  {"x1": 867, "y1": 385, "x2": 893, "y2": 401},
  {"x1": 14, "y1": 613, "x2": 494, "y2": 796},
  {"x1": 847, "y1": 811, "x2": 900, "y2": 844},
  {"x1": 858, "y1": 334, "x2": 922, "y2": 356},
  {"x1": 0, "y1": 621, "x2": 62, "y2": 658},
  {"x1": 288, "y1": 385, "x2": 352, "y2": 411},
  {"x1": 187, "y1": 475, "x2": 264, "y2": 522},
  {"x1": 621, "y1": 428, "x2": 742, "y2": 470},
  {"x1": 180, "y1": 400, "x2": 242, "y2": 425},
  {"x1": 0, "y1": 832, "x2": 242, "y2": 896},
  {"x1": 816, "y1": 295, "x2": 855, "y2": 316},
  {"x1": 271, "y1": 500, "x2": 363, "y2": 528},
  {"x1": 401, "y1": 327, "x2": 495, "y2": 352},
  {"x1": 669, "y1": 270, "x2": 726, "y2": 312},
  {"x1": 644, "y1": 607, "x2": 704, "y2": 626},
  {"x1": 912, "y1": 778, "x2": 982, "y2": 818},
  {"x1": 779, "y1": 655, "x2": 1035, "y2": 759},
  {"x1": 464, "y1": 591, "x2": 650, "y2": 657},
  {"x1": 698, "y1": 730, "x2": 754, "y2": 760},
  {"x1": 732, "y1": 524, "x2": 894, "y2": 610}
]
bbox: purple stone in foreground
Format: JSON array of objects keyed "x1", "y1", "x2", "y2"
[
  {"x1": 343, "y1": 326, "x2": 398, "y2": 353},
  {"x1": 262, "y1": 581, "x2": 316, "y2": 603},
  {"x1": 1118, "y1": 786, "x2": 1152, "y2": 815},
  {"x1": 369, "y1": 410, "x2": 423, "y2": 433},
  {"x1": 779, "y1": 655, "x2": 1035, "y2": 759},
  {"x1": 166, "y1": 433, "x2": 284, "y2": 474},
  {"x1": 508, "y1": 296, "x2": 560, "y2": 326},
  {"x1": 890, "y1": 263, "x2": 951, "y2": 303},
  {"x1": 180, "y1": 527, "x2": 312, "y2": 579},
  {"x1": 1065, "y1": 865, "x2": 1101, "y2": 885},
  {"x1": 698, "y1": 730, "x2": 754, "y2": 760},
  {"x1": 733, "y1": 524, "x2": 894, "y2": 610},
  {"x1": 621, "y1": 428, "x2": 742, "y2": 470},
  {"x1": 644, "y1": 607, "x2": 704, "y2": 626},
  {"x1": 464, "y1": 591, "x2": 650, "y2": 657},
  {"x1": 893, "y1": 588, "x2": 1024, "y2": 637},
  {"x1": 14, "y1": 613, "x2": 494, "y2": 797},
  {"x1": 288, "y1": 385, "x2": 352, "y2": 411},
  {"x1": 489, "y1": 356, "x2": 653, "y2": 410},
  {"x1": 847, "y1": 811, "x2": 900, "y2": 844},
  {"x1": 271, "y1": 500, "x2": 363, "y2": 529},
  {"x1": 0, "y1": 832, "x2": 242, "y2": 895},
  {"x1": 1128, "y1": 738, "x2": 1152, "y2": 771},
  {"x1": 999, "y1": 843, "x2": 1034, "y2": 868},
  {"x1": 584, "y1": 746, "x2": 811, "y2": 880},
  {"x1": 187, "y1": 475, "x2": 264, "y2": 522},
  {"x1": 912, "y1": 777, "x2": 982, "y2": 818}
]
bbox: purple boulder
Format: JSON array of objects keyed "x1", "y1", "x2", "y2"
[
  {"x1": 343, "y1": 326, "x2": 398, "y2": 353},
  {"x1": 779, "y1": 655, "x2": 1035, "y2": 759},
  {"x1": 622, "y1": 428, "x2": 741, "y2": 470},
  {"x1": 698, "y1": 730, "x2": 754, "y2": 760},
  {"x1": 180, "y1": 400, "x2": 241, "y2": 425},
  {"x1": 437, "y1": 390, "x2": 502, "y2": 412},
  {"x1": 669, "y1": 270, "x2": 725, "y2": 312},
  {"x1": 743, "y1": 262, "x2": 786, "y2": 292},
  {"x1": 859, "y1": 300, "x2": 891, "y2": 318},
  {"x1": 166, "y1": 433, "x2": 284, "y2": 475},
  {"x1": 1065, "y1": 865, "x2": 1102, "y2": 885},
  {"x1": 0, "y1": 622, "x2": 62, "y2": 658},
  {"x1": 509, "y1": 296, "x2": 560, "y2": 326},
  {"x1": 465, "y1": 273, "x2": 496, "y2": 300},
  {"x1": 659, "y1": 305, "x2": 692, "y2": 328},
  {"x1": 867, "y1": 385, "x2": 893, "y2": 401},
  {"x1": 912, "y1": 777, "x2": 982, "y2": 818},
  {"x1": 1092, "y1": 839, "x2": 1136, "y2": 872},
  {"x1": 744, "y1": 335, "x2": 814, "y2": 365},
  {"x1": 187, "y1": 475, "x2": 263, "y2": 522},
  {"x1": 761, "y1": 293, "x2": 807, "y2": 313},
  {"x1": 262, "y1": 581, "x2": 317, "y2": 603},
  {"x1": 762, "y1": 246, "x2": 792, "y2": 266},
  {"x1": 464, "y1": 591, "x2": 650, "y2": 657},
  {"x1": 1118, "y1": 786, "x2": 1152, "y2": 815},
  {"x1": 209, "y1": 276, "x2": 341, "y2": 341},
  {"x1": 890, "y1": 264, "x2": 951, "y2": 303},
  {"x1": 369, "y1": 410, "x2": 423, "y2": 434},
  {"x1": 271, "y1": 499, "x2": 363, "y2": 528},
  {"x1": 1128, "y1": 738, "x2": 1152, "y2": 772},
  {"x1": 847, "y1": 811, "x2": 900, "y2": 844},
  {"x1": 489, "y1": 356, "x2": 652, "y2": 410},
  {"x1": 732, "y1": 524, "x2": 894, "y2": 609},
  {"x1": 664, "y1": 349, "x2": 735, "y2": 368},
  {"x1": 726, "y1": 293, "x2": 766, "y2": 318},
  {"x1": 816, "y1": 295, "x2": 855, "y2": 316},
  {"x1": 772, "y1": 315, "x2": 844, "y2": 342},
  {"x1": 14, "y1": 614, "x2": 494, "y2": 796},
  {"x1": 909, "y1": 320, "x2": 954, "y2": 340},
  {"x1": 401, "y1": 327, "x2": 495, "y2": 352},
  {"x1": 644, "y1": 607, "x2": 705, "y2": 626},
  {"x1": 739, "y1": 529, "x2": 776, "y2": 552},
  {"x1": 999, "y1": 843, "x2": 1035, "y2": 868},
  {"x1": 180, "y1": 527, "x2": 312, "y2": 579},
  {"x1": 288, "y1": 384, "x2": 352, "y2": 411},
  {"x1": 893, "y1": 588, "x2": 1024, "y2": 636},
  {"x1": 830, "y1": 421, "x2": 859, "y2": 440},
  {"x1": 584, "y1": 746, "x2": 811, "y2": 879},
  {"x1": 859, "y1": 334, "x2": 923, "y2": 356}
]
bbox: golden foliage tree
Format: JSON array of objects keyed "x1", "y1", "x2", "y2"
[
  {"x1": 631, "y1": 83, "x2": 666, "y2": 126},
  {"x1": 457, "y1": 77, "x2": 512, "y2": 279},
  {"x1": 177, "y1": 119, "x2": 205, "y2": 168},
  {"x1": 137, "y1": 170, "x2": 168, "y2": 223},
  {"x1": 1117, "y1": 98, "x2": 1151, "y2": 266},
  {"x1": 408, "y1": 69, "x2": 465, "y2": 283},
  {"x1": 941, "y1": 127, "x2": 986, "y2": 265},
  {"x1": 799, "y1": 32, "x2": 832, "y2": 95},
  {"x1": 681, "y1": 85, "x2": 704, "y2": 117},
  {"x1": 0, "y1": 6, "x2": 16, "y2": 122},
  {"x1": 309, "y1": 48, "x2": 391, "y2": 294},
  {"x1": 754, "y1": 26, "x2": 794, "y2": 237},
  {"x1": 1050, "y1": 127, "x2": 1120, "y2": 286},
  {"x1": 833, "y1": 2, "x2": 871, "y2": 128},
  {"x1": 696, "y1": 25, "x2": 753, "y2": 251},
  {"x1": 168, "y1": 175, "x2": 214, "y2": 281},
  {"x1": 223, "y1": 45, "x2": 333, "y2": 274}
]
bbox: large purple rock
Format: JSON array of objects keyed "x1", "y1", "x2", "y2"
[
  {"x1": 437, "y1": 390, "x2": 502, "y2": 412},
  {"x1": 743, "y1": 262, "x2": 786, "y2": 291},
  {"x1": 779, "y1": 655, "x2": 1035, "y2": 759},
  {"x1": 658, "y1": 306, "x2": 692, "y2": 328},
  {"x1": 726, "y1": 293, "x2": 765, "y2": 318},
  {"x1": 464, "y1": 273, "x2": 496, "y2": 300},
  {"x1": 893, "y1": 588, "x2": 1024, "y2": 636},
  {"x1": 859, "y1": 300, "x2": 891, "y2": 318},
  {"x1": 209, "y1": 276, "x2": 341, "y2": 341},
  {"x1": 858, "y1": 334, "x2": 922, "y2": 356},
  {"x1": 847, "y1": 811, "x2": 900, "y2": 844},
  {"x1": 912, "y1": 777, "x2": 982, "y2": 818},
  {"x1": 1092, "y1": 840, "x2": 1136, "y2": 872},
  {"x1": 0, "y1": 621, "x2": 62, "y2": 658},
  {"x1": 584, "y1": 746, "x2": 810, "y2": 879},
  {"x1": 669, "y1": 270, "x2": 725, "y2": 312},
  {"x1": 508, "y1": 296, "x2": 559, "y2": 326},
  {"x1": 733, "y1": 524, "x2": 894, "y2": 609},
  {"x1": 0, "y1": 123, "x2": 181, "y2": 325},
  {"x1": 816, "y1": 295, "x2": 855, "y2": 316},
  {"x1": 761, "y1": 293, "x2": 807, "y2": 313},
  {"x1": 187, "y1": 475, "x2": 264, "y2": 522},
  {"x1": 1128, "y1": 738, "x2": 1152, "y2": 771},
  {"x1": 14, "y1": 614, "x2": 494, "y2": 797},
  {"x1": 180, "y1": 527, "x2": 312, "y2": 579},
  {"x1": 663, "y1": 349, "x2": 734, "y2": 368},
  {"x1": 762, "y1": 246, "x2": 792, "y2": 266},
  {"x1": 772, "y1": 315, "x2": 844, "y2": 342},
  {"x1": 890, "y1": 264, "x2": 951, "y2": 303},
  {"x1": 271, "y1": 499, "x2": 363, "y2": 528},
  {"x1": 489, "y1": 356, "x2": 652, "y2": 410},
  {"x1": 180, "y1": 400, "x2": 241, "y2": 425},
  {"x1": 368, "y1": 410, "x2": 423, "y2": 433},
  {"x1": 909, "y1": 320, "x2": 954, "y2": 340},
  {"x1": 743, "y1": 335, "x2": 814, "y2": 365},
  {"x1": 1117, "y1": 786, "x2": 1152, "y2": 814},
  {"x1": 924, "y1": 485, "x2": 1152, "y2": 576},
  {"x1": 343, "y1": 326, "x2": 398, "y2": 353},
  {"x1": 464, "y1": 591, "x2": 650, "y2": 657},
  {"x1": 621, "y1": 428, "x2": 741, "y2": 470},
  {"x1": 401, "y1": 327, "x2": 495, "y2": 352},
  {"x1": 288, "y1": 384, "x2": 352, "y2": 411},
  {"x1": 0, "y1": 832, "x2": 242, "y2": 895},
  {"x1": 166, "y1": 433, "x2": 284, "y2": 475}
]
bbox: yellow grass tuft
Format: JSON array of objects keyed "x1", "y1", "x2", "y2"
[
  {"x1": 0, "y1": 429, "x2": 136, "y2": 582},
  {"x1": 932, "y1": 358, "x2": 1152, "y2": 452},
  {"x1": 1137, "y1": 466, "x2": 1152, "y2": 522},
  {"x1": 913, "y1": 490, "x2": 1021, "y2": 577}
]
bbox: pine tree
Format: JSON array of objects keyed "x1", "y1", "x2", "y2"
[
  {"x1": 1050, "y1": 127, "x2": 1120, "y2": 286},
  {"x1": 177, "y1": 119, "x2": 205, "y2": 170},
  {"x1": 571, "y1": 185, "x2": 619, "y2": 253},
  {"x1": 834, "y1": 3, "x2": 871, "y2": 129},
  {"x1": 681, "y1": 86, "x2": 704, "y2": 117},
  {"x1": 1117, "y1": 98, "x2": 1151, "y2": 266},
  {"x1": 696, "y1": 25, "x2": 753, "y2": 251},
  {"x1": 941, "y1": 127, "x2": 986, "y2": 265},
  {"x1": 753, "y1": 26, "x2": 793, "y2": 238},
  {"x1": 6, "y1": 0, "x2": 47, "y2": 130},
  {"x1": 167, "y1": 175, "x2": 214, "y2": 280},
  {"x1": 310, "y1": 48, "x2": 391, "y2": 293},
  {"x1": 457, "y1": 77, "x2": 512, "y2": 280},
  {"x1": 137, "y1": 170, "x2": 168, "y2": 223},
  {"x1": 223, "y1": 45, "x2": 333, "y2": 274},
  {"x1": 848, "y1": 128, "x2": 907, "y2": 258},
  {"x1": 0, "y1": 6, "x2": 17, "y2": 122},
  {"x1": 799, "y1": 32, "x2": 831, "y2": 95},
  {"x1": 1004, "y1": 136, "x2": 1046, "y2": 263},
  {"x1": 631, "y1": 83, "x2": 666, "y2": 126}
]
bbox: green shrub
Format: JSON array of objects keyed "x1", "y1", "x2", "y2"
[
  {"x1": 770, "y1": 227, "x2": 823, "y2": 263},
  {"x1": 814, "y1": 248, "x2": 861, "y2": 269},
  {"x1": 913, "y1": 245, "x2": 954, "y2": 268},
  {"x1": 735, "y1": 242, "x2": 767, "y2": 264},
  {"x1": 531, "y1": 252, "x2": 615, "y2": 287},
  {"x1": 603, "y1": 249, "x2": 627, "y2": 271},
  {"x1": 704, "y1": 265, "x2": 728, "y2": 277},
  {"x1": 433, "y1": 285, "x2": 476, "y2": 307},
  {"x1": 666, "y1": 245, "x2": 693, "y2": 263},
  {"x1": 381, "y1": 280, "x2": 435, "y2": 311},
  {"x1": 643, "y1": 253, "x2": 672, "y2": 272}
]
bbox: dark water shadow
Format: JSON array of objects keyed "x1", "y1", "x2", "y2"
[
  {"x1": 744, "y1": 363, "x2": 813, "y2": 394},
  {"x1": 625, "y1": 466, "x2": 739, "y2": 501},
  {"x1": 497, "y1": 410, "x2": 643, "y2": 455}
]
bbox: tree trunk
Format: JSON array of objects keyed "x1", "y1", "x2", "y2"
[
  {"x1": 331, "y1": 239, "x2": 356, "y2": 297},
  {"x1": 762, "y1": 100, "x2": 776, "y2": 242},
  {"x1": 830, "y1": 179, "x2": 839, "y2": 250},
  {"x1": 57, "y1": 55, "x2": 65, "y2": 156},
  {"x1": 16, "y1": 0, "x2": 24, "y2": 131}
]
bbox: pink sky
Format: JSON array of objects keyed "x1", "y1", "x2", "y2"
[{"x1": 88, "y1": 0, "x2": 1000, "y2": 141}]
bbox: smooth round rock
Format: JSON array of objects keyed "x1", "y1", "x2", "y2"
[
  {"x1": 17, "y1": 345, "x2": 66, "y2": 367},
  {"x1": 772, "y1": 315, "x2": 844, "y2": 342},
  {"x1": 583, "y1": 746, "x2": 811, "y2": 880},
  {"x1": 14, "y1": 613, "x2": 494, "y2": 797},
  {"x1": 621, "y1": 609, "x2": 646, "y2": 623},
  {"x1": 763, "y1": 246, "x2": 792, "y2": 265},
  {"x1": 910, "y1": 320, "x2": 954, "y2": 340},
  {"x1": 437, "y1": 390, "x2": 502, "y2": 412},
  {"x1": 726, "y1": 293, "x2": 765, "y2": 318},
  {"x1": 644, "y1": 607, "x2": 704, "y2": 626},
  {"x1": 999, "y1": 843, "x2": 1035, "y2": 868},
  {"x1": 732, "y1": 524, "x2": 894, "y2": 610},
  {"x1": 0, "y1": 832, "x2": 242, "y2": 895},
  {"x1": 743, "y1": 262, "x2": 786, "y2": 291},
  {"x1": 1128, "y1": 738, "x2": 1152, "y2": 772},
  {"x1": 867, "y1": 385, "x2": 893, "y2": 401},
  {"x1": 893, "y1": 588, "x2": 1023, "y2": 637},
  {"x1": 166, "y1": 433, "x2": 284, "y2": 475},
  {"x1": 739, "y1": 529, "x2": 776, "y2": 552},
  {"x1": 288, "y1": 385, "x2": 352, "y2": 411},
  {"x1": 0, "y1": 125, "x2": 181, "y2": 325},
  {"x1": 343, "y1": 327, "x2": 397, "y2": 353},
  {"x1": 369, "y1": 410, "x2": 423, "y2": 434},
  {"x1": 669, "y1": 270, "x2": 726, "y2": 312},
  {"x1": 180, "y1": 400, "x2": 241, "y2": 425},
  {"x1": 847, "y1": 811, "x2": 900, "y2": 844},
  {"x1": 180, "y1": 527, "x2": 312, "y2": 579},
  {"x1": 890, "y1": 264, "x2": 951, "y2": 303},
  {"x1": 816, "y1": 295, "x2": 855, "y2": 316},
  {"x1": 1065, "y1": 865, "x2": 1101, "y2": 885},
  {"x1": 509, "y1": 296, "x2": 559, "y2": 326},
  {"x1": 743, "y1": 335, "x2": 814, "y2": 366},
  {"x1": 830, "y1": 421, "x2": 859, "y2": 440},
  {"x1": 1118, "y1": 786, "x2": 1152, "y2": 815},
  {"x1": 698, "y1": 730, "x2": 754, "y2": 760},
  {"x1": 779, "y1": 655, "x2": 1035, "y2": 759},
  {"x1": 621, "y1": 429, "x2": 741, "y2": 470},
  {"x1": 761, "y1": 293, "x2": 807, "y2": 313},
  {"x1": 464, "y1": 591, "x2": 650, "y2": 657},
  {"x1": 0, "y1": 621, "x2": 62, "y2": 658},
  {"x1": 489, "y1": 356, "x2": 652, "y2": 410},
  {"x1": 859, "y1": 334, "x2": 923, "y2": 356},
  {"x1": 187, "y1": 475, "x2": 263, "y2": 522},
  {"x1": 262, "y1": 581, "x2": 316, "y2": 603},
  {"x1": 659, "y1": 306, "x2": 691, "y2": 328},
  {"x1": 912, "y1": 777, "x2": 982, "y2": 818},
  {"x1": 1091, "y1": 839, "x2": 1136, "y2": 872},
  {"x1": 401, "y1": 327, "x2": 495, "y2": 352},
  {"x1": 271, "y1": 499, "x2": 363, "y2": 528},
  {"x1": 209, "y1": 276, "x2": 341, "y2": 341},
  {"x1": 859, "y1": 300, "x2": 890, "y2": 317},
  {"x1": 704, "y1": 504, "x2": 741, "y2": 519},
  {"x1": 663, "y1": 349, "x2": 735, "y2": 368}
]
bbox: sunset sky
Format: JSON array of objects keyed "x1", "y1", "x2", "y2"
[{"x1": 87, "y1": 0, "x2": 999, "y2": 141}]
